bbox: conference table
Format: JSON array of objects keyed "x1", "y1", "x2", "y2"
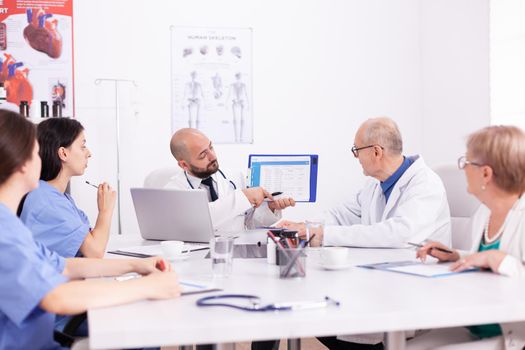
[{"x1": 88, "y1": 234, "x2": 525, "y2": 350}]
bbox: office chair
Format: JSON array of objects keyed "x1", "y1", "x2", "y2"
[
  {"x1": 53, "y1": 313, "x2": 88, "y2": 348},
  {"x1": 433, "y1": 164, "x2": 480, "y2": 250},
  {"x1": 70, "y1": 338, "x2": 90, "y2": 350},
  {"x1": 144, "y1": 166, "x2": 181, "y2": 188}
]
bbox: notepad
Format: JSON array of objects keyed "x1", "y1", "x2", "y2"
[
  {"x1": 115, "y1": 275, "x2": 220, "y2": 295},
  {"x1": 108, "y1": 243, "x2": 209, "y2": 258},
  {"x1": 358, "y1": 260, "x2": 478, "y2": 278}
]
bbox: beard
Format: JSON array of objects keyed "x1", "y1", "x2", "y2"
[{"x1": 190, "y1": 159, "x2": 219, "y2": 179}]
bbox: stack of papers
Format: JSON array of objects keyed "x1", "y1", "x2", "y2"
[{"x1": 358, "y1": 260, "x2": 478, "y2": 278}]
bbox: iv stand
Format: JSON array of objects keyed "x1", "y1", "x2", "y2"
[{"x1": 94, "y1": 78, "x2": 137, "y2": 235}]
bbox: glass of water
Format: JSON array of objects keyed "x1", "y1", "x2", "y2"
[
  {"x1": 210, "y1": 236, "x2": 235, "y2": 278},
  {"x1": 305, "y1": 219, "x2": 325, "y2": 247}
]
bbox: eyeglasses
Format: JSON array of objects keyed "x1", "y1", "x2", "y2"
[
  {"x1": 351, "y1": 145, "x2": 384, "y2": 158},
  {"x1": 457, "y1": 156, "x2": 483, "y2": 169}
]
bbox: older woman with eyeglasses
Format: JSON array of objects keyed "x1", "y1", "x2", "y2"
[{"x1": 410, "y1": 125, "x2": 525, "y2": 350}]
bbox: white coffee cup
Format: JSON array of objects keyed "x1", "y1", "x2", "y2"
[
  {"x1": 320, "y1": 247, "x2": 349, "y2": 266},
  {"x1": 160, "y1": 240, "x2": 184, "y2": 258}
]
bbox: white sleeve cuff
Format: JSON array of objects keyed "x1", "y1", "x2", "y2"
[
  {"x1": 323, "y1": 225, "x2": 344, "y2": 246},
  {"x1": 235, "y1": 189, "x2": 253, "y2": 212},
  {"x1": 497, "y1": 255, "x2": 524, "y2": 278},
  {"x1": 458, "y1": 250, "x2": 470, "y2": 259}
]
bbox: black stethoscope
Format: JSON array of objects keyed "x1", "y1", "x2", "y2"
[
  {"x1": 185, "y1": 169, "x2": 237, "y2": 190},
  {"x1": 196, "y1": 294, "x2": 340, "y2": 312}
]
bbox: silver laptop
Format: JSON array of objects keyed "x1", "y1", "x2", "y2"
[{"x1": 130, "y1": 188, "x2": 214, "y2": 242}]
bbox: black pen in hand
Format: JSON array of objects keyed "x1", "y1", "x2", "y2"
[
  {"x1": 85, "y1": 181, "x2": 98, "y2": 189},
  {"x1": 407, "y1": 242, "x2": 454, "y2": 254},
  {"x1": 264, "y1": 192, "x2": 284, "y2": 202}
]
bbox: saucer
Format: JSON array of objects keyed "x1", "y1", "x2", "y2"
[
  {"x1": 319, "y1": 262, "x2": 352, "y2": 271},
  {"x1": 167, "y1": 253, "x2": 190, "y2": 261}
]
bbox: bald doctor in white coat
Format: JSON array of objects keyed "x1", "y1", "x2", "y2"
[{"x1": 165, "y1": 128, "x2": 295, "y2": 232}]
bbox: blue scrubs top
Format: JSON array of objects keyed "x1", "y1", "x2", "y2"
[
  {"x1": 380, "y1": 156, "x2": 414, "y2": 202},
  {"x1": 21, "y1": 180, "x2": 90, "y2": 258},
  {"x1": 0, "y1": 203, "x2": 68, "y2": 350}
]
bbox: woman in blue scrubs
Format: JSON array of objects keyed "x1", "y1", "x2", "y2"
[
  {"x1": 0, "y1": 110, "x2": 180, "y2": 349},
  {"x1": 20, "y1": 118, "x2": 115, "y2": 258}
]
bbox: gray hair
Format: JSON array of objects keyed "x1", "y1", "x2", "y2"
[{"x1": 362, "y1": 117, "x2": 403, "y2": 156}]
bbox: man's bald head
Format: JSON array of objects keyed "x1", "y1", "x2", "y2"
[
  {"x1": 170, "y1": 128, "x2": 219, "y2": 178},
  {"x1": 359, "y1": 117, "x2": 403, "y2": 156},
  {"x1": 170, "y1": 128, "x2": 208, "y2": 161}
]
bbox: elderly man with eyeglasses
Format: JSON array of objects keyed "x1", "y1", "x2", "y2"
[
  {"x1": 281, "y1": 116, "x2": 451, "y2": 249},
  {"x1": 280, "y1": 117, "x2": 452, "y2": 350}
]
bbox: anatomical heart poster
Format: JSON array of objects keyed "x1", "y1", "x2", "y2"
[
  {"x1": 0, "y1": 0, "x2": 74, "y2": 117},
  {"x1": 171, "y1": 26, "x2": 253, "y2": 144}
]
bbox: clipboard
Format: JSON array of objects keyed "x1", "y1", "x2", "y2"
[
  {"x1": 358, "y1": 260, "x2": 478, "y2": 278},
  {"x1": 247, "y1": 154, "x2": 318, "y2": 202}
]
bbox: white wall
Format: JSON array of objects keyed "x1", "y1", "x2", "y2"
[
  {"x1": 419, "y1": 0, "x2": 490, "y2": 165},
  {"x1": 70, "y1": 0, "x2": 489, "y2": 236},
  {"x1": 490, "y1": 0, "x2": 525, "y2": 128}
]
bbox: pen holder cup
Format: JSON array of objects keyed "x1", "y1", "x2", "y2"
[
  {"x1": 278, "y1": 248, "x2": 307, "y2": 278},
  {"x1": 266, "y1": 231, "x2": 299, "y2": 265}
]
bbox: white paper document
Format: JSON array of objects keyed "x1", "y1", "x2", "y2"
[
  {"x1": 358, "y1": 260, "x2": 478, "y2": 278},
  {"x1": 179, "y1": 280, "x2": 221, "y2": 295},
  {"x1": 115, "y1": 275, "x2": 220, "y2": 295}
]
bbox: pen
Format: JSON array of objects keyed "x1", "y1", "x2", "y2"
[
  {"x1": 184, "y1": 247, "x2": 210, "y2": 253},
  {"x1": 107, "y1": 250, "x2": 153, "y2": 258},
  {"x1": 407, "y1": 242, "x2": 454, "y2": 254},
  {"x1": 181, "y1": 288, "x2": 223, "y2": 296},
  {"x1": 85, "y1": 181, "x2": 98, "y2": 189},
  {"x1": 264, "y1": 192, "x2": 284, "y2": 202},
  {"x1": 304, "y1": 233, "x2": 316, "y2": 247}
]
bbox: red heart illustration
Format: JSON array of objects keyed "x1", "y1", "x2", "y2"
[{"x1": 23, "y1": 8, "x2": 62, "y2": 59}]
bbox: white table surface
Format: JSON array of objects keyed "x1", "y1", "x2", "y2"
[{"x1": 88, "y1": 235, "x2": 525, "y2": 349}]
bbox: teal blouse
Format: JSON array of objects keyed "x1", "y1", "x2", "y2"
[{"x1": 466, "y1": 236, "x2": 503, "y2": 339}]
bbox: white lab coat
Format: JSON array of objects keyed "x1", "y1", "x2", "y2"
[
  {"x1": 408, "y1": 195, "x2": 525, "y2": 350},
  {"x1": 463, "y1": 195, "x2": 525, "y2": 277},
  {"x1": 164, "y1": 169, "x2": 280, "y2": 232},
  {"x1": 324, "y1": 155, "x2": 451, "y2": 248},
  {"x1": 466, "y1": 195, "x2": 525, "y2": 350},
  {"x1": 335, "y1": 156, "x2": 451, "y2": 345}
]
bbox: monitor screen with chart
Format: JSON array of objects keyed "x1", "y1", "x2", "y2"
[{"x1": 247, "y1": 154, "x2": 318, "y2": 202}]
